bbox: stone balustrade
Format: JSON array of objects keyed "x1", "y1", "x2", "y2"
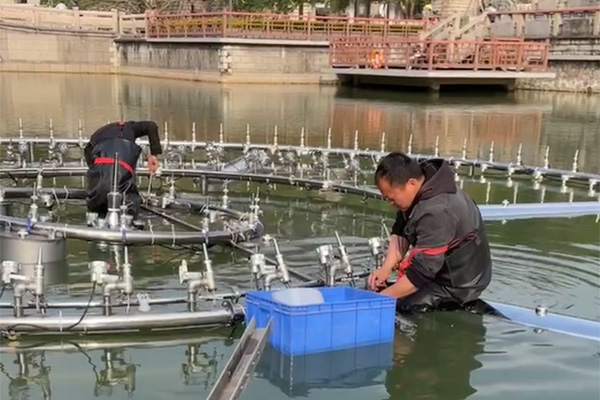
[{"x1": 0, "y1": 3, "x2": 145, "y2": 36}]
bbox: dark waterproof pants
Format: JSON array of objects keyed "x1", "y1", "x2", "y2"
[
  {"x1": 86, "y1": 164, "x2": 141, "y2": 219},
  {"x1": 395, "y1": 281, "x2": 463, "y2": 313},
  {"x1": 368, "y1": 279, "x2": 483, "y2": 313}
]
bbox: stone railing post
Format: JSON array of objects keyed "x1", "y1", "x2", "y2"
[
  {"x1": 144, "y1": 10, "x2": 154, "y2": 39},
  {"x1": 551, "y1": 12, "x2": 561, "y2": 37},
  {"x1": 72, "y1": 6, "x2": 80, "y2": 30},
  {"x1": 594, "y1": 11, "x2": 600, "y2": 36},
  {"x1": 112, "y1": 8, "x2": 120, "y2": 34},
  {"x1": 31, "y1": 7, "x2": 39, "y2": 26}
]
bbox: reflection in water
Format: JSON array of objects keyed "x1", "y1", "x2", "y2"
[
  {"x1": 386, "y1": 312, "x2": 485, "y2": 400},
  {"x1": 242, "y1": 312, "x2": 487, "y2": 400},
  {"x1": 181, "y1": 344, "x2": 221, "y2": 390},
  {"x1": 255, "y1": 342, "x2": 392, "y2": 397},
  {"x1": 1, "y1": 352, "x2": 52, "y2": 400},
  {"x1": 0, "y1": 334, "x2": 234, "y2": 400},
  {"x1": 94, "y1": 350, "x2": 137, "y2": 397},
  {"x1": 0, "y1": 73, "x2": 598, "y2": 172},
  {"x1": 330, "y1": 91, "x2": 546, "y2": 159}
]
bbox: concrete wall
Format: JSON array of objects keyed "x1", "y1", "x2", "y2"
[
  {"x1": 550, "y1": 38, "x2": 600, "y2": 58},
  {"x1": 517, "y1": 60, "x2": 600, "y2": 93},
  {"x1": 116, "y1": 39, "x2": 336, "y2": 84},
  {"x1": 0, "y1": 24, "x2": 115, "y2": 73},
  {"x1": 0, "y1": 25, "x2": 335, "y2": 83},
  {"x1": 1, "y1": 23, "x2": 599, "y2": 92}
]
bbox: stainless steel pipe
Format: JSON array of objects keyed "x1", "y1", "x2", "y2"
[
  {"x1": 0, "y1": 293, "x2": 239, "y2": 309},
  {"x1": 1, "y1": 143, "x2": 598, "y2": 183},
  {"x1": 0, "y1": 215, "x2": 262, "y2": 245},
  {"x1": 0, "y1": 304, "x2": 245, "y2": 333}
]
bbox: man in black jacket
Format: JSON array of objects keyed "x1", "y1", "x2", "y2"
[
  {"x1": 83, "y1": 120, "x2": 162, "y2": 220},
  {"x1": 368, "y1": 152, "x2": 492, "y2": 312}
]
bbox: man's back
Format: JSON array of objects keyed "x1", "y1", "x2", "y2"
[
  {"x1": 83, "y1": 120, "x2": 162, "y2": 220},
  {"x1": 84, "y1": 121, "x2": 161, "y2": 167}
]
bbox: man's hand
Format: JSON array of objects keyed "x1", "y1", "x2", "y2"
[
  {"x1": 368, "y1": 266, "x2": 392, "y2": 291},
  {"x1": 147, "y1": 155, "x2": 159, "y2": 174}
]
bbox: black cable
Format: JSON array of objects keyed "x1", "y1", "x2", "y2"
[
  {"x1": 61, "y1": 281, "x2": 97, "y2": 331},
  {"x1": 2, "y1": 282, "x2": 97, "y2": 336},
  {"x1": 5, "y1": 171, "x2": 18, "y2": 185}
]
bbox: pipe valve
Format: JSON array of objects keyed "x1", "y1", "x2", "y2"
[
  {"x1": 10, "y1": 248, "x2": 46, "y2": 317},
  {"x1": 179, "y1": 244, "x2": 216, "y2": 311},
  {"x1": 368, "y1": 237, "x2": 382, "y2": 257}
]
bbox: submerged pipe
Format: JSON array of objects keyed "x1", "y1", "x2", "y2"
[
  {"x1": 0, "y1": 304, "x2": 245, "y2": 333},
  {"x1": 0, "y1": 335, "x2": 225, "y2": 353},
  {"x1": 1, "y1": 168, "x2": 596, "y2": 204},
  {"x1": 1, "y1": 184, "x2": 598, "y2": 225},
  {"x1": 1, "y1": 187, "x2": 246, "y2": 220}
]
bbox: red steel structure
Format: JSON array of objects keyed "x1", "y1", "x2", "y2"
[
  {"x1": 145, "y1": 12, "x2": 427, "y2": 40},
  {"x1": 329, "y1": 37, "x2": 550, "y2": 72}
]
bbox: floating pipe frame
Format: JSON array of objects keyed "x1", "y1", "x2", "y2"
[
  {"x1": 0, "y1": 135, "x2": 598, "y2": 344},
  {"x1": 0, "y1": 132, "x2": 598, "y2": 187},
  {"x1": 0, "y1": 187, "x2": 263, "y2": 245}
]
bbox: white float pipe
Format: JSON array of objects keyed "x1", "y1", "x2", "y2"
[
  {"x1": 486, "y1": 301, "x2": 600, "y2": 342},
  {"x1": 479, "y1": 201, "x2": 600, "y2": 220}
]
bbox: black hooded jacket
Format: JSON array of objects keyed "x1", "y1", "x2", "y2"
[
  {"x1": 83, "y1": 121, "x2": 162, "y2": 216},
  {"x1": 392, "y1": 159, "x2": 492, "y2": 303},
  {"x1": 83, "y1": 121, "x2": 162, "y2": 168}
]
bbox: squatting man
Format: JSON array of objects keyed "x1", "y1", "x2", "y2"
[
  {"x1": 368, "y1": 152, "x2": 493, "y2": 312},
  {"x1": 83, "y1": 120, "x2": 162, "y2": 223}
]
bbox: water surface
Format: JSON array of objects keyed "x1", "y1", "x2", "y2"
[{"x1": 0, "y1": 73, "x2": 598, "y2": 400}]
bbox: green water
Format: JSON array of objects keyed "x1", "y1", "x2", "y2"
[{"x1": 0, "y1": 73, "x2": 599, "y2": 400}]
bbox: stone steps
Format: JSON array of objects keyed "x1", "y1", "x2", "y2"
[{"x1": 432, "y1": 0, "x2": 479, "y2": 19}]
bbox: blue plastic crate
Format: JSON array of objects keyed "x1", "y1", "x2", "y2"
[{"x1": 245, "y1": 286, "x2": 396, "y2": 356}]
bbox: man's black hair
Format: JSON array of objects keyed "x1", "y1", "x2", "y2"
[{"x1": 374, "y1": 152, "x2": 424, "y2": 186}]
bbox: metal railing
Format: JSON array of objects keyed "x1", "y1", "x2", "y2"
[
  {"x1": 145, "y1": 12, "x2": 427, "y2": 40},
  {"x1": 329, "y1": 37, "x2": 550, "y2": 72}
]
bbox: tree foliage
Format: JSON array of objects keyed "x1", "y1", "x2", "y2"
[
  {"x1": 42, "y1": 0, "x2": 430, "y2": 17},
  {"x1": 42, "y1": 0, "x2": 188, "y2": 13}
]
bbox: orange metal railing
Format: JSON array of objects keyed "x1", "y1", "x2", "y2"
[
  {"x1": 145, "y1": 12, "x2": 427, "y2": 40},
  {"x1": 488, "y1": 6, "x2": 600, "y2": 38},
  {"x1": 329, "y1": 37, "x2": 550, "y2": 72}
]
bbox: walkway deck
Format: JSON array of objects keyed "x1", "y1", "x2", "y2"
[
  {"x1": 330, "y1": 69, "x2": 555, "y2": 79},
  {"x1": 330, "y1": 37, "x2": 556, "y2": 90}
]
